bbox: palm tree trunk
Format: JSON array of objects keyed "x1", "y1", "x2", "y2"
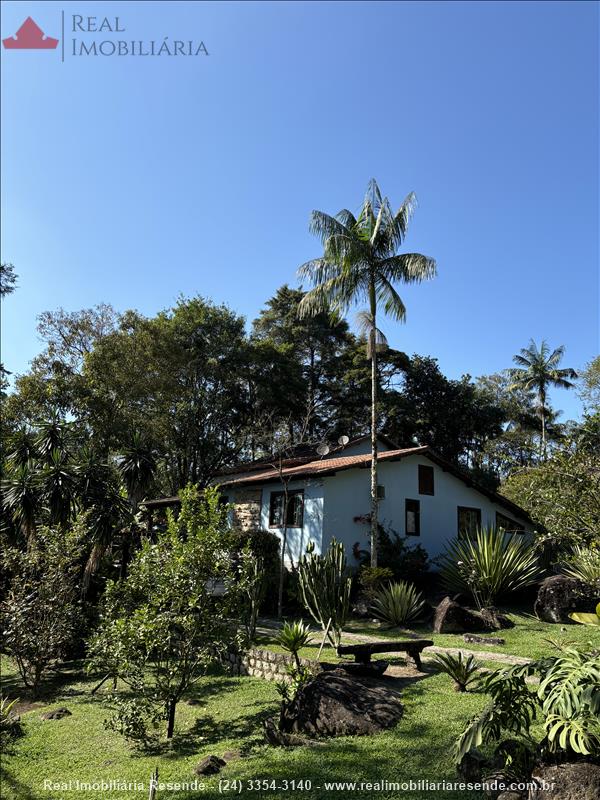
[
  {"x1": 369, "y1": 280, "x2": 379, "y2": 568},
  {"x1": 540, "y1": 386, "x2": 547, "y2": 461}
]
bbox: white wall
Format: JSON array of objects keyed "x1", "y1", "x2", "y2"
[
  {"x1": 258, "y1": 478, "x2": 325, "y2": 564},
  {"x1": 321, "y1": 454, "x2": 533, "y2": 563}
]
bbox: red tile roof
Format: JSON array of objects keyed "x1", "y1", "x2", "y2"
[{"x1": 216, "y1": 446, "x2": 430, "y2": 486}]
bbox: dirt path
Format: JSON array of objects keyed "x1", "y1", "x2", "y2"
[{"x1": 256, "y1": 618, "x2": 531, "y2": 667}]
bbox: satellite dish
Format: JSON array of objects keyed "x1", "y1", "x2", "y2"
[
  {"x1": 337, "y1": 435, "x2": 350, "y2": 447},
  {"x1": 316, "y1": 442, "x2": 330, "y2": 456}
]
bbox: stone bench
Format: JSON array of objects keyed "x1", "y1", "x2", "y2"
[{"x1": 337, "y1": 639, "x2": 434, "y2": 671}]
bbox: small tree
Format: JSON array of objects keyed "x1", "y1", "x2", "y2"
[
  {"x1": 2, "y1": 518, "x2": 86, "y2": 696},
  {"x1": 88, "y1": 486, "x2": 238, "y2": 739},
  {"x1": 298, "y1": 538, "x2": 351, "y2": 648}
]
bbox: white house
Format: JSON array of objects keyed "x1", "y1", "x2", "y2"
[{"x1": 210, "y1": 436, "x2": 534, "y2": 564}]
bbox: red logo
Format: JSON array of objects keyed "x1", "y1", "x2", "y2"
[{"x1": 3, "y1": 17, "x2": 59, "y2": 49}]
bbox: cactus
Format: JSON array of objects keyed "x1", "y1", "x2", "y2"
[{"x1": 298, "y1": 538, "x2": 351, "y2": 647}]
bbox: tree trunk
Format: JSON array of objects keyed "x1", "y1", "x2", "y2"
[
  {"x1": 369, "y1": 281, "x2": 379, "y2": 568},
  {"x1": 277, "y1": 484, "x2": 289, "y2": 618},
  {"x1": 166, "y1": 696, "x2": 177, "y2": 739},
  {"x1": 540, "y1": 386, "x2": 547, "y2": 461}
]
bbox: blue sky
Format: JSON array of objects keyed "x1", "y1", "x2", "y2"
[{"x1": 1, "y1": 0, "x2": 598, "y2": 421}]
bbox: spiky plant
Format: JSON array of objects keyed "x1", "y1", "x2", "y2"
[
  {"x1": 562, "y1": 545, "x2": 600, "y2": 591},
  {"x1": 297, "y1": 179, "x2": 436, "y2": 566},
  {"x1": 432, "y1": 651, "x2": 481, "y2": 692},
  {"x1": 276, "y1": 620, "x2": 313, "y2": 668},
  {"x1": 370, "y1": 580, "x2": 426, "y2": 627},
  {"x1": 439, "y1": 526, "x2": 542, "y2": 609}
]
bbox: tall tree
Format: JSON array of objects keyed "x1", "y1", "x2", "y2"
[
  {"x1": 509, "y1": 340, "x2": 577, "y2": 460},
  {"x1": 297, "y1": 179, "x2": 436, "y2": 566}
]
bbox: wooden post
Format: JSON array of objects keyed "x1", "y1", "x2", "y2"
[{"x1": 148, "y1": 767, "x2": 158, "y2": 799}]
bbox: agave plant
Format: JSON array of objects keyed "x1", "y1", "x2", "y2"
[
  {"x1": 432, "y1": 651, "x2": 480, "y2": 692},
  {"x1": 370, "y1": 580, "x2": 426, "y2": 627},
  {"x1": 276, "y1": 620, "x2": 313, "y2": 668},
  {"x1": 562, "y1": 545, "x2": 600, "y2": 590},
  {"x1": 439, "y1": 527, "x2": 542, "y2": 609}
]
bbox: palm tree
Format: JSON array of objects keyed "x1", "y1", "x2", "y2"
[
  {"x1": 297, "y1": 180, "x2": 436, "y2": 566},
  {"x1": 510, "y1": 340, "x2": 577, "y2": 459},
  {"x1": 118, "y1": 432, "x2": 157, "y2": 576}
]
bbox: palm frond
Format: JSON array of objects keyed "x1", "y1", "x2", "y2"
[
  {"x1": 356, "y1": 310, "x2": 388, "y2": 359},
  {"x1": 376, "y1": 278, "x2": 407, "y2": 322}
]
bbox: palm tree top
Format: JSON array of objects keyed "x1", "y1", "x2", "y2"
[
  {"x1": 510, "y1": 339, "x2": 578, "y2": 391},
  {"x1": 297, "y1": 179, "x2": 436, "y2": 320}
]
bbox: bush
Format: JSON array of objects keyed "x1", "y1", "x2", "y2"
[
  {"x1": 88, "y1": 485, "x2": 239, "y2": 740},
  {"x1": 455, "y1": 645, "x2": 600, "y2": 767},
  {"x1": 1, "y1": 518, "x2": 86, "y2": 696},
  {"x1": 432, "y1": 652, "x2": 480, "y2": 692},
  {"x1": 438, "y1": 526, "x2": 542, "y2": 609},
  {"x1": 227, "y1": 528, "x2": 280, "y2": 615},
  {"x1": 354, "y1": 522, "x2": 430, "y2": 583},
  {"x1": 358, "y1": 566, "x2": 394, "y2": 597},
  {"x1": 370, "y1": 580, "x2": 426, "y2": 627}
]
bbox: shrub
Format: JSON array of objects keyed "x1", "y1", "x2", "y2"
[
  {"x1": 562, "y1": 544, "x2": 600, "y2": 591},
  {"x1": 357, "y1": 566, "x2": 394, "y2": 598},
  {"x1": 432, "y1": 652, "x2": 480, "y2": 692},
  {"x1": 439, "y1": 526, "x2": 542, "y2": 609},
  {"x1": 370, "y1": 580, "x2": 426, "y2": 627},
  {"x1": 353, "y1": 522, "x2": 430, "y2": 582},
  {"x1": 1, "y1": 518, "x2": 86, "y2": 696},
  {"x1": 88, "y1": 486, "x2": 239, "y2": 740},
  {"x1": 455, "y1": 645, "x2": 600, "y2": 767},
  {"x1": 298, "y1": 539, "x2": 351, "y2": 648}
]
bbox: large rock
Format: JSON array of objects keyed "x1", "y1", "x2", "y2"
[
  {"x1": 528, "y1": 762, "x2": 600, "y2": 800},
  {"x1": 480, "y1": 607, "x2": 515, "y2": 631},
  {"x1": 281, "y1": 669, "x2": 403, "y2": 738},
  {"x1": 534, "y1": 576, "x2": 593, "y2": 624},
  {"x1": 433, "y1": 596, "x2": 485, "y2": 633},
  {"x1": 194, "y1": 755, "x2": 226, "y2": 776},
  {"x1": 41, "y1": 707, "x2": 72, "y2": 720}
]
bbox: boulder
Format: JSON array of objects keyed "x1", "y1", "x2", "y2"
[
  {"x1": 463, "y1": 634, "x2": 505, "y2": 646},
  {"x1": 281, "y1": 669, "x2": 403, "y2": 738},
  {"x1": 534, "y1": 576, "x2": 593, "y2": 624},
  {"x1": 194, "y1": 755, "x2": 226, "y2": 775},
  {"x1": 528, "y1": 762, "x2": 600, "y2": 800},
  {"x1": 433, "y1": 596, "x2": 485, "y2": 633},
  {"x1": 457, "y1": 749, "x2": 489, "y2": 781},
  {"x1": 263, "y1": 718, "x2": 325, "y2": 748},
  {"x1": 41, "y1": 707, "x2": 72, "y2": 720},
  {"x1": 480, "y1": 607, "x2": 515, "y2": 631}
]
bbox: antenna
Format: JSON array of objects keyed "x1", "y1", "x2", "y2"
[
  {"x1": 316, "y1": 442, "x2": 330, "y2": 457},
  {"x1": 337, "y1": 434, "x2": 350, "y2": 447}
]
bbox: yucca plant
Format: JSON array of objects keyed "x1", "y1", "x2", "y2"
[
  {"x1": 439, "y1": 526, "x2": 542, "y2": 609},
  {"x1": 432, "y1": 651, "x2": 480, "y2": 692},
  {"x1": 276, "y1": 620, "x2": 313, "y2": 668},
  {"x1": 0, "y1": 696, "x2": 21, "y2": 744},
  {"x1": 370, "y1": 580, "x2": 426, "y2": 627},
  {"x1": 562, "y1": 545, "x2": 600, "y2": 590},
  {"x1": 298, "y1": 539, "x2": 351, "y2": 647}
]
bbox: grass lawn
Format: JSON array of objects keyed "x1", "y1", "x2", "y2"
[
  {"x1": 1, "y1": 656, "x2": 487, "y2": 800},
  {"x1": 345, "y1": 609, "x2": 600, "y2": 660}
]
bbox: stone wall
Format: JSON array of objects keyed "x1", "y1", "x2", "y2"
[
  {"x1": 222, "y1": 648, "x2": 316, "y2": 682},
  {"x1": 231, "y1": 489, "x2": 262, "y2": 532}
]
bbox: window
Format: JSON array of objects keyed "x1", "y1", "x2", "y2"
[
  {"x1": 405, "y1": 499, "x2": 420, "y2": 536},
  {"x1": 269, "y1": 490, "x2": 304, "y2": 528},
  {"x1": 377, "y1": 484, "x2": 386, "y2": 499},
  {"x1": 496, "y1": 512, "x2": 524, "y2": 534},
  {"x1": 458, "y1": 506, "x2": 481, "y2": 538},
  {"x1": 418, "y1": 465, "x2": 434, "y2": 495}
]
